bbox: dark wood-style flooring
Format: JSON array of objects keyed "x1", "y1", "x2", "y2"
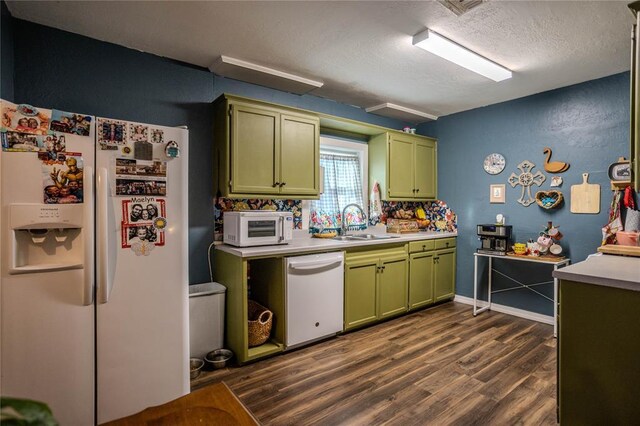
[{"x1": 192, "y1": 302, "x2": 557, "y2": 425}]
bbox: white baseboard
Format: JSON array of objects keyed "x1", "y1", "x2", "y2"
[{"x1": 454, "y1": 295, "x2": 554, "y2": 326}]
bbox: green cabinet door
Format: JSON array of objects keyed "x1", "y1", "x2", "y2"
[
  {"x1": 409, "y1": 252, "x2": 434, "y2": 309},
  {"x1": 231, "y1": 103, "x2": 279, "y2": 194},
  {"x1": 434, "y1": 248, "x2": 456, "y2": 302},
  {"x1": 414, "y1": 139, "x2": 437, "y2": 200},
  {"x1": 280, "y1": 114, "x2": 319, "y2": 196},
  {"x1": 344, "y1": 258, "x2": 379, "y2": 330},
  {"x1": 559, "y1": 280, "x2": 640, "y2": 424},
  {"x1": 388, "y1": 134, "x2": 415, "y2": 199},
  {"x1": 378, "y1": 255, "x2": 409, "y2": 319}
]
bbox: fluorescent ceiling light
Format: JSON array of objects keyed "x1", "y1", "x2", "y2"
[
  {"x1": 210, "y1": 56, "x2": 323, "y2": 94},
  {"x1": 365, "y1": 103, "x2": 437, "y2": 122},
  {"x1": 412, "y1": 29, "x2": 512, "y2": 82}
]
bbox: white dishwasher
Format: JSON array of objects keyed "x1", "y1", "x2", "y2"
[{"x1": 285, "y1": 252, "x2": 344, "y2": 349}]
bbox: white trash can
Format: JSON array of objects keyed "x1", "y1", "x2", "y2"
[{"x1": 189, "y1": 282, "x2": 226, "y2": 359}]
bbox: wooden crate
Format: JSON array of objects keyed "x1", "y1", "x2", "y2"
[
  {"x1": 597, "y1": 244, "x2": 640, "y2": 257},
  {"x1": 386, "y1": 219, "x2": 420, "y2": 234}
]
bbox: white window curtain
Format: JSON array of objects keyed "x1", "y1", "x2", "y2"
[{"x1": 310, "y1": 152, "x2": 365, "y2": 231}]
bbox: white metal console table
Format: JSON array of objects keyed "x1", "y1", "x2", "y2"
[{"x1": 473, "y1": 252, "x2": 570, "y2": 337}]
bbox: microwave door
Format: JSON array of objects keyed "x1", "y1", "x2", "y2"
[{"x1": 243, "y1": 218, "x2": 280, "y2": 245}]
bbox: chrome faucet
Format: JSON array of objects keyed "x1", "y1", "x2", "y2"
[{"x1": 341, "y1": 203, "x2": 367, "y2": 236}]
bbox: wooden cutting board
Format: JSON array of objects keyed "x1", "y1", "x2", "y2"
[{"x1": 570, "y1": 173, "x2": 600, "y2": 214}]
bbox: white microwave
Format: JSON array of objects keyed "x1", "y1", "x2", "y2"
[{"x1": 223, "y1": 211, "x2": 294, "y2": 247}]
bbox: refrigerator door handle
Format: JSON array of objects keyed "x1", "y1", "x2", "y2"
[
  {"x1": 83, "y1": 166, "x2": 95, "y2": 306},
  {"x1": 97, "y1": 167, "x2": 113, "y2": 304}
]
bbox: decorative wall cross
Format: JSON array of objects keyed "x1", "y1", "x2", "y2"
[{"x1": 508, "y1": 160, "x2": 546, "y2": 207}]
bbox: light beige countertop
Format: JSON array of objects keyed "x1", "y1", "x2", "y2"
[
  {"x1": 215, "y1": 229, "x2": 458, "y2": 258},
  {"x1": 553, "y1": 253, "x2": 640, "y2": 292}
]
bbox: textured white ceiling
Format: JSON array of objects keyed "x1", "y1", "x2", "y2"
[{"x1": 6, "y1": 1, "x2": 634, "y2": 118}]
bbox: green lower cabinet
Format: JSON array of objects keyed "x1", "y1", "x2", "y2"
[
  {"x1": 409, "y1": 251, "x2": 434, "y2": 309},
  {"x1": 559, "y1": 280, "x2": 640, "y2": 424},
  {"x1": 344, "y1": 257, "x2": 379, "y2": 329},
  {"x1": 434, "y1": 248, "x2": 456, "y2": 302},
  {"x1": 344, "y1": 248, "x2": 409, "y2": 331},
  {"x1": 378, "y1": 256, "x2": 409, "y2": 319}
]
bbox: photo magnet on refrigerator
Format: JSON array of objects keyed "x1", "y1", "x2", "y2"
[
  {"x1": 122, "y1": 224, "x2": 164, "y2": 249},
  {"x1": 39, "y1": 151, "x2": 84, "y2": 204},
  {"x1": 121, "y1": 197, "x2": 166, "y2": 255},
  {"x1": 121, "y1": 197, "x2": 166, "y2": 225},
  {"x1": 1, "y1": 101, "x2": 50, "y2": 135},
  {"x1": 49, "y1": 110, "x2": 92, "y2": 137},
  {"x1": 97, "y1": 118, "x2": 127, "y2": 150},
  {"x1": 2, "y1": 131, "x2": 46, "y2": 152},
  {"x1": 115, "y1": 158, "x2": 167, "y2": 196},
  {"x1": 128, "y1": 123, "x2": 149, "y2": 143},
  {"x1": 150, "y1": 128, "x2": 164, "y2": 144}
]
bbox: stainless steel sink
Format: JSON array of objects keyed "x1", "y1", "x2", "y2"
[
  {"x1": 332, "y1": 235, "x2": 359, "y2": 241},
  {"x1": 349, "y1": 234, "x2": 399, "y2": 240},
  {"x1": 333, "y1": 234, "x2": 399, "y2": 241}
]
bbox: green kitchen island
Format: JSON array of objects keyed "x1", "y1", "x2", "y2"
[{"x1": 553, "y1": 254, "x2": 640, "y2": 425}]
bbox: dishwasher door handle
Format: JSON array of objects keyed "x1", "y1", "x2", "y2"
[{"x1": 288, "y1": 260, "x2": 343, "y2": 271}]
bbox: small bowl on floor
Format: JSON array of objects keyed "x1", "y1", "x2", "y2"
[
  {"x1": 190, "y1": 358, "x2": 204, "y2": 379},
  {"x1": 205, "y1": 349, "x2": 234, "y2": 369}
]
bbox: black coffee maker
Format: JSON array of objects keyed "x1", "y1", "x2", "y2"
[{"x1": 477, "y1": 224, "x2": 512, "y2": 255}]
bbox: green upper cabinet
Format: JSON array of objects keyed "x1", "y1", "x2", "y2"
[
  {"x1": 388, "y1": 134, "x2": 415, "y2": 198},
  {"x1": 214, "y1": 94, "x2": 320, "y2": 199},
  {"x1": 280, "y1": 114, "x2": 320, "y2": 196},
  {"x1": 369, "y1": 131, "x2": 438, "y2": 201},
  {"x1": 414, "y1": 139, "x2": 437, "y2": 199},
  {"x1": 231, "y1": 103, "x2": 280, "y2": 195}
]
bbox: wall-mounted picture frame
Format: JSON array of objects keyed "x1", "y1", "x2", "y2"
[
  {"x1": 608, "y1": 160, "x2": 631, "y2": 181},
  {"x1": 490, "y1": 184, "x2": 506, "y2": 203}
]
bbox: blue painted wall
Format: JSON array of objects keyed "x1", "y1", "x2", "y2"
[
  {"x1": 11, "y1": 18, "x2": 216, "y2": 285},
  {"x1": 419, "y1": 72, "x2": 630, "y2": 315},
  {"x1": 1, "y1": 1, "x2": 14, "y2": 101},
  {"x1": 5, "y1": 15, "x2": 409, "y2": 284}
]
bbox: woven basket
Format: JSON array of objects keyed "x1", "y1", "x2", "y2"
[
  {"x1": 535, "y1": 190, "x2": 563, "y2": 209},
  {"x1": 247, "y1": 300, "x2": 273, "y2": 347}
]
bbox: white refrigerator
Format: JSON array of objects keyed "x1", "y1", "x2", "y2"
[{"x1": 0, "y1": 100, "x2": 189, "y2": 425}]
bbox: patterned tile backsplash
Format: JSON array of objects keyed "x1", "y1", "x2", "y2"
[
  {"x1": 372, "y1": 200, "x2": 458, "y2": 232},
  {"x1": 214, "y1": 197, "x2": 457, "y2": 239}
]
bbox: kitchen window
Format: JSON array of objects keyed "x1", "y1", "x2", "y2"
[{"x1": 308, "y1": 136, "x2": 368, "y2": 231}]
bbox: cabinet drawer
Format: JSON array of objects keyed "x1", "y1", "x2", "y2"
[
  {"x1": 434, "y1": 238, "x2": 456, "y2": 250},
  {"x1": 345, "y1": 244, "x2": 407, "y2": 261},
  {"x1": 408, "y1": 240, "x2": 435, "y2": 253}
]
